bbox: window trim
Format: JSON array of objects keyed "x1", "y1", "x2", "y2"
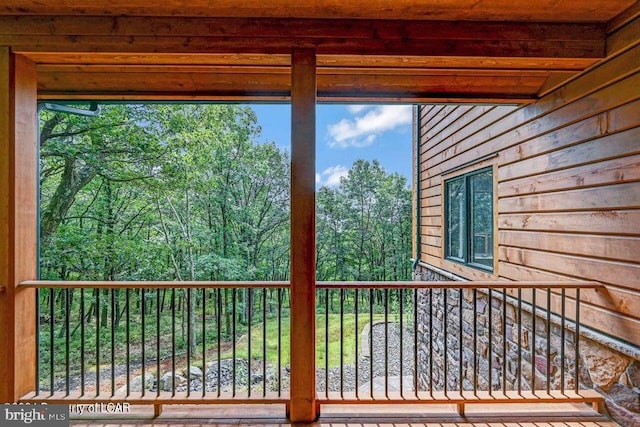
[{"x1": 444, "y1": 166, "x2": 494, "y2": 272}]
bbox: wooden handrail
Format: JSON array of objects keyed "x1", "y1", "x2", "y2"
[
  {"x1": 19, "y1": 279, "x2": 602, "y2": 290},
  {"x1": 317, "y1": 280, "x2": 603, "y2": 289},
  {"x1": 19, "y1": 280, "x2": 289, "y2": 289}
]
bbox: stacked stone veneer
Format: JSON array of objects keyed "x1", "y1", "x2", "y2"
[{"x1": 413, "y1": 265, "x2": 639, "y2": 426}]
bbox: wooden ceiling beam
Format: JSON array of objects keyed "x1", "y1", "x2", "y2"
[
  {"x1": 0, "y1": 0, "x2": 633, "y2": 22},
  {"x1": 24, "y1": 52, "x2": 598, "y2": 72},
  {"x1": 35, "y1": 69, "x2": 545, "y2": 103},
  {"x1": 1, "y1": 17, "x2": 606, "y2": 59},
  {"x1": 38, "y1": 63, "x2": 572, "y2": 78},
  {"x1": 5, "y1": 35, "x2": 605, "y2": 59},
  {"x1": 0, "y1": 17, "x2": 605, "y2": 40}
]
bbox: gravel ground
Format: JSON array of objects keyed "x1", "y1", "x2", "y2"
[
  {"x1": 44, "y1": 321, "x2": 412, "y2": 394},
  {"x1": 316, "y1": 322, "x2": 415, "y2": 392}
]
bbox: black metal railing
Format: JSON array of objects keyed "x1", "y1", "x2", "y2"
[
  {"x1": 20, "y1": 279, "x2": 602, "y2": 412},
  {"x1": 315, "y1": 281, "x2": 601, "y2": 404},
  {"x1": 27, "y1": 282, "x2": 289, "y2": 402}
]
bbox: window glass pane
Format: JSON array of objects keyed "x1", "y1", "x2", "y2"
[
  {"x1": 470, "y1": 169, "x2": 493, "y2": 268},
  {"x1": 446, "y1": 178, "x2": 465, "y2": 260}
]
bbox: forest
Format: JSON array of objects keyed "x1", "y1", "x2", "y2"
[
  {"x1": 40, "y1": 103, "x2": 411, "y2": 283},
  {"x1": 37, "y1": 103, "x2": 413, "y2": 393}
]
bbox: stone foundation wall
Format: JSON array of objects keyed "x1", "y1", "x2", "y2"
[{"x1": 413, "y1": 264, "x2": 639, "y2": 426}]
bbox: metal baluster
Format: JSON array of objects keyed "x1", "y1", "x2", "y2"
[
  {"x1": 370, "y1": 288, "x2": 374, "y2": 398},
  {"x1": 444, "y1": 288, "x2": 448, "y2": 396},
  {"x1": 355, "y1": 288, "x2": 359, "y2": 399},
  {"x1": 217, "y1": 288, "x2": 222, "y2": 397},
  {"x1": 171, "y1": 288, "x2": 176, "y2": 396},
  {"x1": 575, "y1": 289, "x2": 581, "y2": 394},
  {"x1": 546, "y1": 288, "x2": 551, "y2": 395},
  {"x1": 502, "y1": 288, "x2": 507, "y2": 394},
  {"x1": 325, "y1": 288, "x2": 329, "y2": 399},
  {"x1": 384, "y1": 288, "x2": 389, "y2": 399},
  {"x1": 399, "y1": 288, "x2": 404, "y2": 398},
  {"x1": 187, "y1": 288, "x2": 191, "y2": 397},
  {"x1": 532, "y1": 288, "x2": 536, "y2": 394},
  {"x1": 263, "y1": 288, "x2": 267, "y2": 397},
  {"x1": 202, "y1": 288, "x2": 206, "y2": 398},
  {"x1": 413, "y1": 288, "x2": 421, "y2": 398},
  {"x1": 340, "y1": 287, "x2": 344, "y2": 398},
  {"x1": 428, "y1": 288, "x2": 432, "y2": 397},
  {"x1": 126, "y1": 288, "x2": 130, "y2": 397},
  {"x1": 560, "y1": 288, "x2": 566, "y2": 394},
  {"x1": 35, "y1": 288, "x2": 40, "y2": 396},
  {"x1": 517, "y1": 288, "x2": 522, "y2": 395},
  {"x1": 248, "y1": 288, "x2": 252, "y2": 397},
  {"x1": 65, "y1": 288, "x2": 70, "y2": 396},
  {"x1": 111, "y1": 289, "x2": 116, "y2": 397},
  {"x1": 487, "y1": 288, "x2": 492, "y2": 396},
  {"x1": 80, "y1": 288, "x2": 85, "y2": 397},
  {"x1": 473, "y1": 288, "x2": 477, "y2": 396},
  {"x1": 278, "y1": 288, "x2": 282, "y2": 397},
  {"x1": 232, "y1": 288, "x2": 237, "y2": 397},
  {"x1": 156, "y1": 289, "x2": 160, "y2": 398},
  {"x1": 49, "y1": 289, "x2": 55, "y2": 396},
  {"x1": 459, "y1": 288, "x2": 463, "y2": 393},
  {"x1": 95, "y1": 289, "x2": 100, "y2": 397},
  {"x1": 141, "y1": 289, "x2": 146, "y2": 398}
]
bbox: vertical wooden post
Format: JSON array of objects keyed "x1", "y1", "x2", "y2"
[
  {"x1": 289, "y1": 48, "x2": 318, "y2": 422},
  {"x1": 0, "y1": 49, "x2": 38, "y2": 402}
]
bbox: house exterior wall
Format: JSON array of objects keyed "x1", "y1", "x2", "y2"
[{"x1": 414, "y1": 39, "x2": 640, "y2": 425}]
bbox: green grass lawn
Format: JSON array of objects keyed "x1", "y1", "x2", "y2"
[{"x1": 222, "y1": 313, "x2": 397, "y2": 367}]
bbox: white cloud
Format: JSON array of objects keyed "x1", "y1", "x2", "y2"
[
  {"x1": 347, "y1": 105, "x2": 369, "y2": 114},
  {"x1": 316, "y1": 165, "x2": 349, "y2": 187},
  {"x1": 327, "y1": 105, "x2": 413, "y2": 148}
]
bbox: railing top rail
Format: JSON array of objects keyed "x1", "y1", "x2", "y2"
[
  {"x1": 19, "y1": 280, "x2": 290, "y2": 289},
  {"x1": 316, "y1": 280, "x2": 603, "y2": 289},
  {"x1": 20, "y1": 279, "x2": 602, "y2": 289}
]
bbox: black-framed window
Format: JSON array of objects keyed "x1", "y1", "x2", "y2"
[{"x1": 444, "y1": 167, "x2": 493, "y2": 271}]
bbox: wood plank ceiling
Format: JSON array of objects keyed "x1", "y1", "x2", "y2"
[{"x1": 0, "y1": 0, "x2": 636, "y2": 102}]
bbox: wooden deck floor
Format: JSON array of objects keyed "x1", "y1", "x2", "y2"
[{"x1": 69, "y1": 403, "x2": 619, "y2": 426}]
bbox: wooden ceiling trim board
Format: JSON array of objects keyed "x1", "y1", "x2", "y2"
[
  {"x1": 607, "y1": 12, "x2": 640, "y2": 55},
  {"x1": 317, "y1": 68, "x2": 559, "y2": 77},
  {"x1": 23, "y1": 53, "x2": 293, "y2": 66},
  {"x1": 316, "y1": 56, "x2": 598, "y2": 71},
  {"x1": 22, "y1": 52, "x2": 598, "y2": 72},
  {"x1": 37, "y1": 64, "x2": 564, "y2": 79},
  {"x1": 36, "y1": 64, "x2": 292, "y2": 74},
  {"x1": 0, "y1": 17, "x2": 606, "y2": 59},
  {"x1": 0, "y1": 17, "x2": 606, "y2": 42},
  {"x1": 36, "y1": 93, "x2": 292, "y2": 102},
  {"x1": 35, "y1": 70, "x2": 547, "y2": 102},
  {"x1": 4, "y1": 35, "x2": 605, "y2": 58},
  {"x1": 0, "y1": 0, "x2": 633, "y2": 22},
  {"x1": 34, "y1": 92, "x2": 536, "y2": 104},
  {"x1": 607, "y1": 0, "x2": 640, "y2": 33},
  {"x1": 537, "y1": 72, "x2": 581, "y2": 98}
]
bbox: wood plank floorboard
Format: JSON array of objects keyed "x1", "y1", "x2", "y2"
[{"x1": 69, "y1": 403, "x2": 619, "y2": 426}]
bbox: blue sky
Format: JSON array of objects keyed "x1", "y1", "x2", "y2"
[{"x1": 250, "y1": 104, "x2": 414, "y2": 187}]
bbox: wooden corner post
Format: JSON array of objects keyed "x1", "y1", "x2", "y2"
[
  {"x1": 289, "y1": 47, "x2": 318, "y2": 422},
  {"x1": 0, "y1": 49, "x2": 38, "y2": 402}
]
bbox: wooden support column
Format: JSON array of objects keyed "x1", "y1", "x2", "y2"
[
  {"x1": 289, "y1": 48, "x2": 318, "y2": 423},
  {"x1": 0, "y1": 48, "x2": 38, "y2": 402}
]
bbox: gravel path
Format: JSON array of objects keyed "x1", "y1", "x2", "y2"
[{"x1": 316, "y1": 322, "x2": 415, "y2": 392}]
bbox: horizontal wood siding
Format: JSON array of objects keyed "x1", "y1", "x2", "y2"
[{"x1": 417, "y1": 41, "x2": 640, "y2": 347}]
